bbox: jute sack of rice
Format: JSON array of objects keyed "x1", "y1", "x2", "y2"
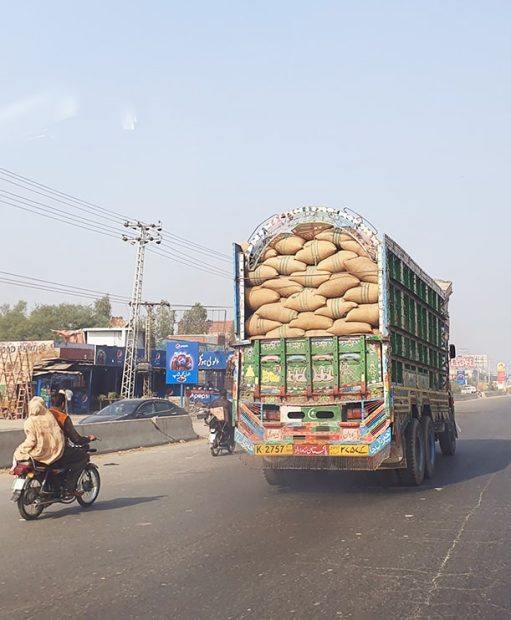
[
  {"x1": 261, "y1": 277, "x2": 303, "y2": 297},
  {"x1": 315, "y1": 299, "x2": 358, "y2": 319},
  {"x1": 344, "y1": 282, "x2": 379, "y2": 304},
  {"x1": 292, "y1": 222, "x2": 332, "y2": 241},
  {"x1": 328, "y1": 319, "x2": 373, "y2": 336},
  {"x1": 247, "y1": 265, "x2": 279, "y2": 286},
  {"x1": 290, "y1": 313, "x2": 333, "y2": 331},
  {"x1": 266, "y1": 325, "x2": 305, "y2": 338},
  {"x1": 289, "y1": 267, "x2": 331, "y2": 288},
  {"x1": 305, "y1": 330, "x2": 332, "y2": 337},
  {"x1": 245, "y1": 286, "x2": 280, "y2": 311},
  {"x1": 256, "y1": 302, "x2": 298, "y2": 323},
  {"x1": 346, "y1": 303, "x2": 379, "y2": 326},
  {"x1": 273, "y1": 235, "x2": 306, "y2": 255},
  {"x1": 315, "y1": 228, "x2": 345, "y2": 248},
  {"x1": 295, "y1": 240, "x2": 337, "y2": 265},
  {"x1": 317, "y1": 273, "x2": 360, "y2": 298},
  {"x1": 341, "y1": 236, "x2": 369, "y2": 257},
  {"x1": 344, "y1": 256, "x2": 378, "y2": 284},
  {"x1": 264, "y1": 256, "x2": 307, "y2": 276},
  {"x1": 241, "y1": 241, "x2": 250, "y2": 252},
  {"x1": 284, "y1": 288, "x2": 326, "y2": 312},
  {"x1": 245, "y1": 315, "x2": 282, "y2": 337},
  {"x1": 317, "y1": 250, "x2": 357, "y2": 273},
  {"x1": 261, "y1": 247, "x2": 278, "y2": 260}
]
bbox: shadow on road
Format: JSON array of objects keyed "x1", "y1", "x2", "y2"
[
  {"x1": 43, "y1": 495, "x2": 167, "y2": 519},
  {"x1": 273, "y1": 439, "x2": 511, "y2": 495}
]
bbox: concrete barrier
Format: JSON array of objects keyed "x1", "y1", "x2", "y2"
[{"x1": 0, "y1": 415, "x2": 197, "y2": 468}]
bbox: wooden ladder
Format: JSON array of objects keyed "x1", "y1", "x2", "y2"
[{"x1": 15, "y1": 383, "x2": 33, "y2": 419}]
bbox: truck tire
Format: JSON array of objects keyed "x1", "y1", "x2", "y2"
[
  {"x1": 421, "y1": 416, "x2": 435, "y2": 479},
  {"x1": 263, "y1": 468, "x2": 293, "y2": 486},
  {"x1": 398, "y1": 418, "x2": 425, "y2": 486},
  {"x1": 438, "y1": 414, "x2": 456, "y2": 456}
]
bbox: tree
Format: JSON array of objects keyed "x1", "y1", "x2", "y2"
[
  {"x1": 154, "y1": 301, "x2": 175, "y2": 343},
  {"x1": 0, "y1": 301, "x2": 29, "y2": 340},
  {"x1": 93, "y1": 295, "x2": 112, "y2": 327},
  {"x1": 178, "y1": 303, "x2": 211, "y2": 335},
  {"x1": 28, "y1": 303, "x2": 97, "y2": 339},
  {"x1": 0, "y1": 297, "x2": 113, "y2": 341}
]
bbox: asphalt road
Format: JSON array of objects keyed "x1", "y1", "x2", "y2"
[{"x1": 1, "y1": 397, "x2": 511, "y2": 620}]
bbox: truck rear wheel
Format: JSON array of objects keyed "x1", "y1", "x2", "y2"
[
  {"x1": 438, "y1": 413, "x2": 456, "y2": 456},
  {"x1": 263, "y1": 468, "x2": 294, "y2": 486},
  {"x1": 398, "y1": 418, "x2": 425, "y2": 486},
  {"x1": 421, "y1": 416, "x2": 435, "y2": 479}
]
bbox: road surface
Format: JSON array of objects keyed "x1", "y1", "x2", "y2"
[{"x1": 1, "y1": 397, "x2": 510, "y2": 619}]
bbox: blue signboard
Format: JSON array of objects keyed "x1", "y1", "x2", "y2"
[
  {"x1": 151, "y1": 350, "x2": 166, "y2": 369},
  {"x1": 198, "y1": 350, "x2": 227, "y2": 370},
  {"x1": 456, "y1": 370, "x2": 466, "y2": 385},
  {"x1": 166, "y1": 341, "x2": 199, "y2": 385}
]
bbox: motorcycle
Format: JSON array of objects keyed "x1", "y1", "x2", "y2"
[
  {"x1": 204, "y1": 410, "x2": 235, "y2": 457},
  {"x1": 10, "y1": 443, "x2": 101, "y2": 520}
]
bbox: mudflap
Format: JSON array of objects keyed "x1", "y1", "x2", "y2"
[{"x1": 378, "y1": 440, "x2": 405, "y2": 469}]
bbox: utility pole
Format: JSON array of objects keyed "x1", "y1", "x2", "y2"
[
  {"x1": 138, "y1": 301, "x2": 171, "y2": 397},
  {"x1": 120, "y1": 221, "x2": 162, "y2": 399}
]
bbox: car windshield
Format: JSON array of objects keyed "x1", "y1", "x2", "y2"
[{"x1": 95, "y1": 401, "x2": 139, "y2": 416}]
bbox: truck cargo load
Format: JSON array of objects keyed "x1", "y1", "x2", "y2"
[{"x1": 232, "y1": 206, "x2": 456, "y2": 486}]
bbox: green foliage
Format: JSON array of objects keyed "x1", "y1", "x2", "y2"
[
  {"x1": 178, "y1": 303, "x2": 211, "y2": 335},
  {"x1": 0, "y1": 296, "x2": 112, "y2": 341},
  {"x1": 0, "y1": 301, "x2": 29, "y2": 340},
  {"x1": 154, "y1": 301, "x2": 175, "y2": 343},
  {"x1": 93, "y1": 295, "x2": 112, "y2": 327}
]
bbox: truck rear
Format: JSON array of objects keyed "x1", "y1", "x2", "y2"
[{"x1": 233, "y1": 206, "x2": 456, "y2": 486}]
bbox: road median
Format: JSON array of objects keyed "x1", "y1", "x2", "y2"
[{"x1": 0, "y1": 415, "x2": 198, "y2": 468}]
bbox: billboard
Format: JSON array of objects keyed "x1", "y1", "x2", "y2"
[
  {"x1": 198, "y1": 351, "x2": 227, "y2": 370},
  {"x1": 450, "y1": 355, "x2": 488, "y2": 370},
  {"x1": 166, "y1": 341, "x2": 199, "y2": 385},
  {"x1": 456, "y1": 370, "x2": 466, "y2": 385},
  {"x1": 497, "y1": 362, "x2": 506, "y2": 388}
]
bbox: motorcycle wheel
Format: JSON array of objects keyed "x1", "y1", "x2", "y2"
[
  {"x1": 211, "y1": 437, "x2": 221, "y2": 457},
  {"x1": 17, "y1": 479, "x2": 44, "y2": 521},
  {"x1": 76, "y1": 465, "x2": 101, "y2": 507}
]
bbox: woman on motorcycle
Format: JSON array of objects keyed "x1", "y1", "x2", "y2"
[{"x1": 11, "y1": 396, "x2": 65, "y2": 470}]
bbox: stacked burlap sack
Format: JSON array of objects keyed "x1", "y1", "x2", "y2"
[{"x1": 245, "y1": 228, "x2": 380, "y2": 339}]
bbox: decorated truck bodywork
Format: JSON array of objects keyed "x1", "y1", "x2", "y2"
[{"x1": 233, "y1": 207, "x2": 456, "y2": 486}]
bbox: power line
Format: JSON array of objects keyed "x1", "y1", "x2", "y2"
[
  {"x1": 0, "y1": 190, "x2": 124, "y2": 237},
  {"x1": 0, "y1": 199, "x2": 121, "y2": 239},
  {"x1": 0, "y1": 271, "x2": 231, "y2": 309},
  {"x1": 0, "y1": 167, "x2": 232, "y2": 278},
  {"x1": 0, "y1": 168, "x2": 128, "y2": 224}
]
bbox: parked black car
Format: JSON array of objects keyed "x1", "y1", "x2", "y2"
[{"x1": 79, "y1": 399, "x2": 189, "y2": 424}]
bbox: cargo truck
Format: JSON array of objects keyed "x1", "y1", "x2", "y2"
[{"x1": 232, "y1": 206, "x2": 456, "y2": 486}]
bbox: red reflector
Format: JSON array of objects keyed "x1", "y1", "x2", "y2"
[
  {"x1": 265, "y1": 410, "x2": 280, "y2": 422},
  {"x1": 346, "y1": 408, "x2": 362, "y2": 420}
]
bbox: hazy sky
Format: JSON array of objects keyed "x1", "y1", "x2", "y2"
[{"x1": 0, "y1": 1, "x2": 510, "y2": 368}]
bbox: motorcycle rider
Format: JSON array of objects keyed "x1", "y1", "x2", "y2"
[
  {"x1": 49, "y1": 391, "x2": 96, "y2": 497},
  {"x1": 11, "y1": 396, "x2": 65, "y2": 471},
  {"x1": 207, "y1": 389, "x2": 234, "y2": 445}
]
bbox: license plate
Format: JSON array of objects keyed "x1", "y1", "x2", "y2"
[
  {"x1": 329, "y1": 444, "x2": 369, "y2": 457},
  {"x1": 12, "y1": 477, "x2": 26, "y2": 491},
  {"x1": 255, "y1": 444, "x2": 293, "y2": 456}
]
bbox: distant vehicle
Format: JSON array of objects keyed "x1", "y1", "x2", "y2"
[
  {"x1": 460, "y1": 385, "x2": 478, "y2": 394},
  {"x1": 79, "y1": 398, "x2": 189, "y2": 424}
]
